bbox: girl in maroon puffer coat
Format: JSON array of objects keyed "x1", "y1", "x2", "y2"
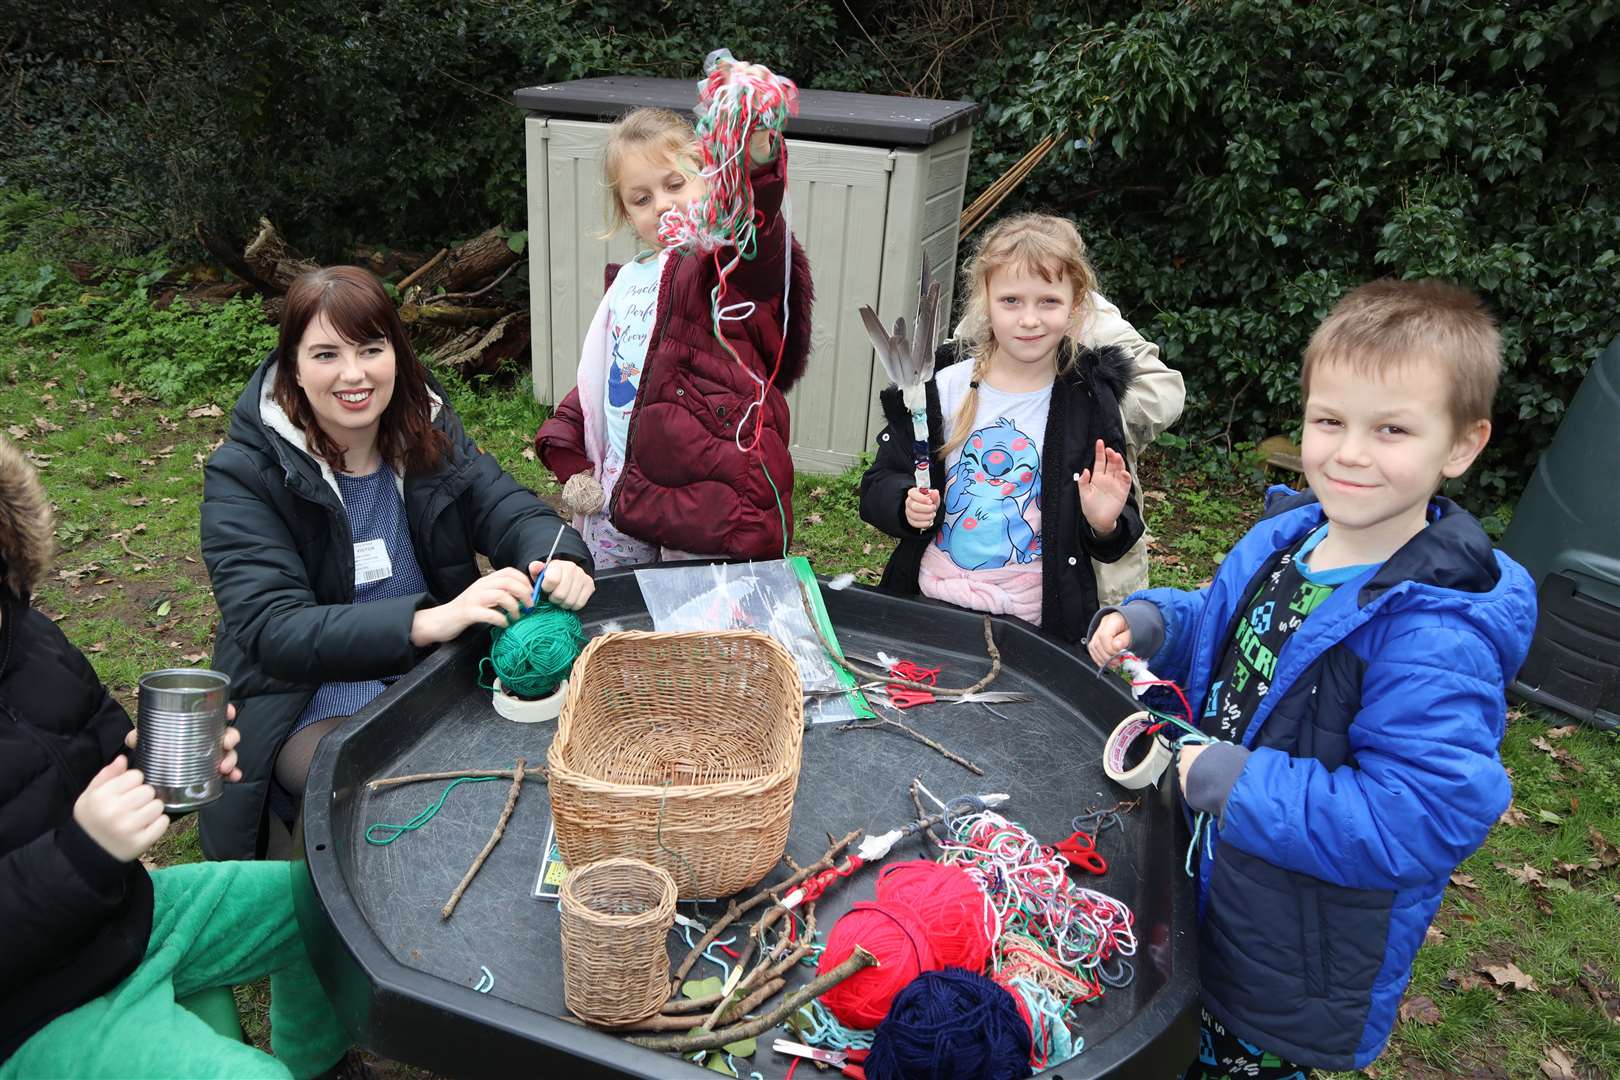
[{"x1": 535, "y1": 95, "x2": 814, "y2": 566}]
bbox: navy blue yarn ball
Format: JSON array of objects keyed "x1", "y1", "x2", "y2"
[{"x1": 865, "y1": 967, "x2": 1033, "y2": 1080}]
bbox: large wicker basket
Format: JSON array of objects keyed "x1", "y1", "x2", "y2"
[
  {"x1": 559, "y1": 857, "x2": 677, "y2": 1025},
  {"x1": 548, "y1": 630, "x2": 804, "y2": 898}
]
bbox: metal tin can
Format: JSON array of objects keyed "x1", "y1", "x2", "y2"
[{"x1": 136, "y1": 668, "x2": 230, "y2": 812}]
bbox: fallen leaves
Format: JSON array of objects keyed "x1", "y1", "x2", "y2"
[
  {"x1": 1590, "y1": 826, "x2": 1619, "y2": 869},
  {"x1": 1497, "y1": 802, "x2": 1530, "y2": 827},
  {"x1": 6, "y1": 424, "x2": 28, "y2": 440},
  {"x1": 1544, "y1": 724, "x2": 1580, "y2": 739},
  {"x1": 1480, "y1": 961, "x2": 1538, "y2": 992},
  {"x1": 1450, "y1": 871, "x2": 1479, "y2": 890},
  {"x1": 186, "y1": 403, "x2": 224, "y2": 419},
  {"x1": 33, "y1": 415, "x2": 61, "y2": 433},
  {"x1": 1398, "y1": 994, "x2": 1441, "y2": 1025},
  {"x1": 1538, "y1": 1046, "x2": 1579, "y2": 1080},
  {"x1": 1531, "y1": 734, "x2": 1588, "y2": 774},
  {"x1": 1495, "y1": 861, "x2": 1542, "y2": 887}
]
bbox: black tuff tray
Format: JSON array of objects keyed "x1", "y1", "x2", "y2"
[{"x1": 297, "y1": 568, "x2": 1198, "y2": 1078}]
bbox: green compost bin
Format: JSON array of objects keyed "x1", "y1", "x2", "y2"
[{"x1": 1500, "y1": 333, "x2": 1620, "y2": 731}]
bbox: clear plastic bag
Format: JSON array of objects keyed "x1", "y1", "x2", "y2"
[{"x1": 635, "y1": 557, "x2": 871, "y2": 724}]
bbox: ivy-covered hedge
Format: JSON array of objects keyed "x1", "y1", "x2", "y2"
[{"x1": 4, "y1": 0, "x2": 1617, "y2": 507}]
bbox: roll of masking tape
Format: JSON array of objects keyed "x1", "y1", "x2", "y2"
[
  {"x1": 1104, "y1": 710, "x2": 1172, "y2": 789},
  {"x1": 492, "y1": 679, "x2": 567, "y2": 724}
]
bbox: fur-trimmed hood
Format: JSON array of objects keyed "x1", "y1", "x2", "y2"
[
  {"x1": 0, "y1": 434, "x2": 53, "y2": 602},
  {"x1": 932, "y1": 337, "x2": 1138, "y2": 400}
]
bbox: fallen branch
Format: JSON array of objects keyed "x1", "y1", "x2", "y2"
[
  {"x1": 368, "y1": 765, "x2": 548, "y2": 792},
  {"x1": 399, "y1": 301, "x2": 508, "y2": 328},
  {"x1": 629, "y1": 948, "x2": 877, "y2": 1053},
  {"x1": 441, "y1": 758, "x2": 526, "y2": 919},
  {"x1": 398, "y1": 247, "x2": 448, "y2": 291},
  {"x1": 839, "y1": 713, "x2": 984, "y2": 775},
  {"x1": 195, "y1": 221, "x2": 280, "y2": 295},
  {"x1": 434, "y1": 259, "x2": 520, "y2": 302}
]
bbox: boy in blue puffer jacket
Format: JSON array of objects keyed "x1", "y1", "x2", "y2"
[{"x1": 1087, "y1": 279, "x2": 1536, "y2": 1078}]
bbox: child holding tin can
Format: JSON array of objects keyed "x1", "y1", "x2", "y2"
[{"x1": 0, "y1": 434, "x2": 363, "y2": 1079}]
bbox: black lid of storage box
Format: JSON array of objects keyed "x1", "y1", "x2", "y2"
[{"x1": 512, "y1": 76, "x2": 978, "y2": 147}]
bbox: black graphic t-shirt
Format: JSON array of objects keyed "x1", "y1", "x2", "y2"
[{"x1": 1202, "y1": 525, "x2": 1377, "y2": 744}]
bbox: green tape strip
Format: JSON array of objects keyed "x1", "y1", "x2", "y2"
[{"x1": 790, "y1": 556, "x2": 876, "y2": 719}]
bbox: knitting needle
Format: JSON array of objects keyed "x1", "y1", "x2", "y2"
[{"x1": 529, "y1": 528, "x2": 565, "y2": 609}]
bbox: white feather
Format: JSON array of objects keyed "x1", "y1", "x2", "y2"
[{"x1": 826, "y1": 572, "x2": 856, "y2": 591}]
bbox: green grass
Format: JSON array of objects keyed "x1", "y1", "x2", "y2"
[{"x1": 4, "y1": 209, "x2": 1619, "y2": 1079}]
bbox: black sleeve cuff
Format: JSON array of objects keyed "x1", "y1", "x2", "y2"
[{"x1": 57, "y1": 819, "x2": 133, "y2": 900}]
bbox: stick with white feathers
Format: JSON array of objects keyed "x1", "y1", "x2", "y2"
[
  {"x1": 860, "y1": 257, "x2": 941, "y2": 493},
  {"x1": 777, "y1": 792, "x2": 1010, "y2": 911}
]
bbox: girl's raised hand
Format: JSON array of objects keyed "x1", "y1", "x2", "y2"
[
  {"x1": 529, "y1": 559, "x2": 594, "y2": 611},
  {"x1": 1077, "y1": 440, "x2": 1131, "y2": 537}
]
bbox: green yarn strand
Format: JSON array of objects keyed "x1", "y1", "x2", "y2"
[{"x1": 488, "y1": 601, "x2": 586, "y2": 700}]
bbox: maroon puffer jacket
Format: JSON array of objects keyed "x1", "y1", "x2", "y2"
[{"x1": 536, "y1": 152, "x2": 814, "y2": 559}]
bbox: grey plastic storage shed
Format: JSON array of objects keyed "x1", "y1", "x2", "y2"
[
  {"x1": 513, "y1": 77, "x2": 979, "y2": 472},
  {"x1": 1500, "y1": 333, "x2": 1620, "y2": 731}
]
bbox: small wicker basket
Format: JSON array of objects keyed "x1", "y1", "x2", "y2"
[
  {"x1": 548, "y1": 629, "x2": 805, "y2": 898},
  {"x1": 559, "y1": 857, "x2": 677, "y2": 1025}
]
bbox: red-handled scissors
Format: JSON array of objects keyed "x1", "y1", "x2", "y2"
[
  {"x1": 773, "y1": 1040, "x2": 869, "y2": 1078},
  {"x1": 1056, "y1": 829, "x2": 1108, "y2": 874},
  {"x1": 885, "y1": 685, "x2": 937, "y2": 709}
]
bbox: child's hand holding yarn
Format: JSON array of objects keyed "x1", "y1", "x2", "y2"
[
  {"x1": 1076, "y1": 439, "x2": 1132, "y2": 538},
  {"x1": 1176, "y1": 742, "x2": 1207, "y2": 796},
  {"x1": 73, "y1": 755, "x2": 168, "y2": 862},
  {"x1": 1086, "y1": 612, "x2": 1132, "y2": 669},
  {"x1": 904, "y1": 486, "x2": 940, "y2": 530},
  {"x1": 124, "y1": 705, "x2": 242, "y2": 783},
  {"x1": 411, "y1": 567, "x2": 536, "y2": 646},
  {"x1": 528, "y1": 558, "x2": 593, "y2": 611}
]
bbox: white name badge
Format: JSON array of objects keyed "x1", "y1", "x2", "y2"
[{"x1": 354, "y1": 538, "x2": 394, "y2": 586}]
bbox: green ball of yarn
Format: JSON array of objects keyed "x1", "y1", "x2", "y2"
[{"x1": 488, "y1": 602, "x2": 586, "y2": 700}]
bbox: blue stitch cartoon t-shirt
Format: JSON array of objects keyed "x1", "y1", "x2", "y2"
[
  {"x1": 931, "y1": 361, "x2": 1049, "y2": 572},
  {"x1": 603, "y1": 250, "x2": 665, "y2": 460}
]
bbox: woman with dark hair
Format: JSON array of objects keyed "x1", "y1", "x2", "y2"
[{"x1": 199, "y1": 266, "x2": 593, "y2": 860}]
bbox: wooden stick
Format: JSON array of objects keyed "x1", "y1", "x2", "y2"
[
  {"x1": 440, "y1": 758, "x2": 526, "y2": 919},
  {"x1": 839, "y1": 714, "x2": 984, "y2": 775},
  {"x1": 666, "y1": 828, "x2": 862, "y2": 993},
  {"x1": 398, "y1": 247, "x2": 447, "y2": 291},
  {"x1": 663, "y1": 902, "x2": 819, "y2": 1014},
  {"x1": 605, "y1": 978, "x2": 788, "y2": 1033},
  {"x1": 434, "y1": 259, "x2": 519, "y2": 302},
  {"x1": 910, "y1": 776, "x2": 945, "y2": 852},
  {"x1": 629, "y1": 949, "x2": 877, "y2": 1052},
  {"x1": 368, "y1": 765, "x2": 547, "y2": 792}
]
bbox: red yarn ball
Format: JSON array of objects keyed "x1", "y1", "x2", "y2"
[
  {"x1": 818, "y1": 902, "x2": 936, "y2": 1029},
  {"x1": 874, "y1": 861, "x2": 993, "y2": 972},
  {"x1": 818, "y1": 861, "x2": 995, "y2": 1030}
]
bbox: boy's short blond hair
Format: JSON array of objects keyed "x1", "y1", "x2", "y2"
[
  {"x1": 1301, "y1": 279, "x2": 1501, "y2": 433},
  {"x1": 601, "y1": 107, "x2": 700, "y2": 238}
]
